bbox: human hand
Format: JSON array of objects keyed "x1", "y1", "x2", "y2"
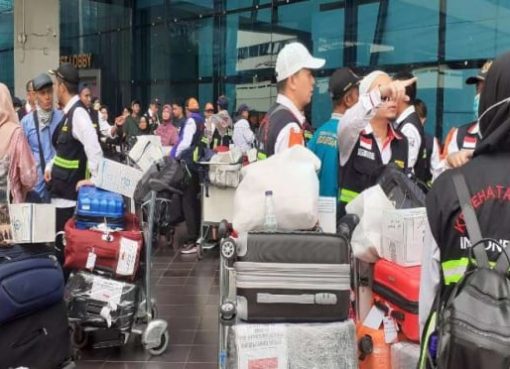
[
  {"x1": 44, "y1": 169, "x2": 52, "y2": 183},
  {"x1": 447, "y1": 150, "x2": 473, "y2": 168},
  {"x1": 379, "y1": 77, "x2": 418, "y2": 102},
  {"x1": 76, "y1": 179, "x2": 94, "y2": 191}
]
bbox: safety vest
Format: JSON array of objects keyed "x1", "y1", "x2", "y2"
[
  {"x1": 422, "y1": 133, "x2": 435, "y2": 187},
  {"x1": 50, "y1": 100, "x2": 88, "y2": 200},
  {"x1": 171, "y1": 112, "x2": 205, "y2": 172},
  {"x1": 339, "y1": 127, "x2": 408, "y2": 208},
  {"x1": 419, "y1": 151, "x2": 510, "y2": 368},
  {"x1": 395, "y1": 111, "x2": 428, "y2": 184},
  {"x1": 256, "y1": 103, "x2": 302, "y2": 160}
]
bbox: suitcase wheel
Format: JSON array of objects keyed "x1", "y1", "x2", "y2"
[
  {"x1": 71, "y1": 325, "x2": 89, "y2": 349},
  {"x1": 148, "y1": 329, "x2": 169, "y2": 356}
]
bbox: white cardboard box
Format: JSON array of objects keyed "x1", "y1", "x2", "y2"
[
  {"x1": 128, "y1": 136, "x2": 164, "y2": 172},
  {"x1": 381, "y1": 207, "x2": 426, "y2": 266},
  {"x1": 9, "y1": 204, "x2": 56, "y2": 243},
  {"x1": 95, "y1": 158, "x2": 143, "y2": 198}
]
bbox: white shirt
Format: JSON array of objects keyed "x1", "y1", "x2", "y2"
[
  {"x1": 98, "y1": 117, "x2": 116, "y2": 139},
  {"x1": 273, "y1": 94, "x2": 306, "y2": 155},
  {"x1": 395, "y1": 105, "x2": 422, "y2": 170},
  {"x1": 338, "y1": 89, "x2": 383, "y2": 166},
  {"x1": 50, "y1": 95, "x2": 103, "y2": 207},
  {"x1": 233, "y1": 118, "x2": 255, "y2": 153},
  {"x1": 175, "y1": 116, "x2": 197, "y2": 158}
]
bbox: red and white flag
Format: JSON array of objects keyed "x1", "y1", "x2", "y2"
[
  {"x1": 360, "y1": 136, "x2": 373, "y2": 150},
  {"x1": 463, "y1": 136, "x2": 477, "y2": 149}
]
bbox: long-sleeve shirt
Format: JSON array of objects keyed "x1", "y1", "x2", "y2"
[
  {"x1": 174, "y1": 116, "x2": 197, "y2": 159},
  {"x1": 7, "y1": 128, "x2": 37, "y2": 203},
  {"x1": 233, "y1": 118, "x2": 255, "y2": 153},
  {"x1": 337, "y1": 89, "x2": 383, "y2": 166}
]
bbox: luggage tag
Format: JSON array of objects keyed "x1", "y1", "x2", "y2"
[
  {"x1": 383, "y1": 304, "x2": 399, "y2": 344},
  {"x1": 86, "y1": 249, "x2": 97, "y2": 270},
  {"x1": 362, "y1": 305, "x2": 385, "y2": 330}
]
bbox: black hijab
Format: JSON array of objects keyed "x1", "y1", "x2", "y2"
[{"x1": 475, "y1": 51, "x2": 510, "y2": 156}]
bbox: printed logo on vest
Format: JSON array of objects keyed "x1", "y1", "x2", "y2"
[
  {"x1": 357, "y1": 147, "x2": 375, "y2": 160},
  {"x1": 463, "y1": 136, "x2": 477, "y2": 149},
  {"x1": 360, "y1": 136, "x2": 372, "y2": 150}
]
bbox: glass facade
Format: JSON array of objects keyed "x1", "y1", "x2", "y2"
[{"x1": 2, "y1": 0, "x2": 509, "y2": 139}]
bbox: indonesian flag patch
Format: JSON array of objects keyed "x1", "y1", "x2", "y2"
[
  {"x1": 360, "y1": 136, "x2": 373, "y2": 150},
  {"x1": 463, "y1": 136, "x2": 477, "y2": 149}
]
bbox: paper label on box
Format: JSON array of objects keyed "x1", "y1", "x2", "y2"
[
  {"x1": 96, "y1": 159, "x2": 143, "y2": 198},
  {"x1": 363, "y1": 305, "x2": 385, "y2": 330},
  {"x1": 383, "y1": 316, "x2": 398, "y2": 343},
  {"x1": 86, "y1": 251, "x2": 96, "y2": 270},
  {"x1": 90, "y1": 276, "x2": 124, "y2": 305},
  {"x1": 9, "y1": 204, "x2": 32, "y2": 242},
  {"x1": 236, "y1": 324, "x2": 288, "y2": 369},
  {"x1": 116, "y1": 237, "x2": 139, "y2": 276}
]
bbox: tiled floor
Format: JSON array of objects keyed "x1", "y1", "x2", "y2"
[{"x1": 76, "y1": 244, "x2": 220, "y2": 369}]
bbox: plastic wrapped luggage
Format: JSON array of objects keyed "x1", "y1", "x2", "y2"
[
  {"x1": 0, "y1": 300, "x2": 73, "y2": 369},
  {"x1": 64, "y1": 214, "x2": 143, "y2": 280},
  {"x1": 234, "y1": 231, "x2": 351, "y2": 322},
  {"x1": 229, "y1": 320, "x2": 357, "y2": 369},
  {"x1": 372, "y1": 259, "x2": 420, "y2": 342},
  {"x1": 75, "y1": 186, "x2": 125, "y2": 229},
  {"x1": 391, "y1": 342, "x2": 420, "y2": 369},
  {"x1": 65, "y1": 271, "x2": 138, "y2": 331},
  {"x1": 0, "y1": 244, "x2": 64, "y2": 324}
]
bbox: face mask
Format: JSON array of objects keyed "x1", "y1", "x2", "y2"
[{"x1": 473, "y1": 93, "x2": 480, "y2": 118}]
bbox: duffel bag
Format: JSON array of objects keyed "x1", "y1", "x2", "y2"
[
  {"x1": 0, "y1": 244, "x2": 64, "y2": 325},
  {"x1": 64, "y1": 214, "x2": 143, "y2": 280}
]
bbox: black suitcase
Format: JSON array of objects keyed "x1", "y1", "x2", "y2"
[
  {"x1": 234, "y1": 232, "x2": 351, "y2": 322},
  {"x1": 0, "y1": 300, "x2": 73, "y2": 369}
]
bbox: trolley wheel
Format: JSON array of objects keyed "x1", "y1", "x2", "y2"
[
  {"x1": 220, "y1": 238, "x2": 236, "y2": 261},
  {"x1": 220, "y1": 300, "x2": 236, "y2": 324},
  {"x1": 148, "y1": 329, "x2": 169, "y2": 356},
  {"x1": 71, "y1": 326, "x2": 89, "y2": 349}
]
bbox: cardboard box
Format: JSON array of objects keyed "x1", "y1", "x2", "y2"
[
  {"x1": 381, "y1": 208, "x2": 426, "y2": 266},
  {"x1": 128, "y1": 136, "x2": 164, "y2": 172},
  {"x1": 95, "y1": 158, "x2": 143, "y2": 198},
  {"x1": 9, "y1": 204, "x2": 56, "y2": 243}
]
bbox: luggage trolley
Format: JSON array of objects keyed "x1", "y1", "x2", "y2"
[
  {"x1": 196, "y1": 160, "x2": 239, "y2": 258},
  {"x1": 217, "y1": 215, "x2": 360, "y2": 369},
  {"x1": 68, "y1": 179, "x2": 179, "y2": 355}
]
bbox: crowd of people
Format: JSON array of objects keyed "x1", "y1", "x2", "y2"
[{"x1": 2, "y1": 41, "x2": 510, "y2": 364}]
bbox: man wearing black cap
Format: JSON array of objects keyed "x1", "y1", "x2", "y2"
[
  {"x1": 307, "y1": 68, "x2": 360, "y2": 199},
  {"x1": 45, "y1": 63, "x2": 103, "y2": 242},
  {"x1": 21, "y1": 73, "x2": 64, "y2": 203}
]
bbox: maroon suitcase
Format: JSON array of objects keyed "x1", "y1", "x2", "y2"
[{"x1": 372, "y1": 259, "x2": 421, "y2": 342}]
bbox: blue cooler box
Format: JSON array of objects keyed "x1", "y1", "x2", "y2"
[{"x1": 75, "y1": 186, "x2": 125, "y2": 229}]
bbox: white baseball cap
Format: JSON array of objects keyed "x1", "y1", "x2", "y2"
[{"x1": 275, "y1": 42, "x2": 325, "y2": 82}]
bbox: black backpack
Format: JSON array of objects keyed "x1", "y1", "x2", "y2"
[
  {"x1": 376, "y1": 163, "x2": 426, "y2": 209},
  {"x1": 432, "y1": 172, "x2": 510, "y2": 369}
]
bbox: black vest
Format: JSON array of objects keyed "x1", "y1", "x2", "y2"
[
  {"x1": 339, "y1": 128, "x2": 408, "y2": 208},
  {"x1": 257, "y1": 103, "x2": 301, "y2": 158},
  {"x1": 423, "y1": 133, "x2": 435, "y2": 185},
  {"x1": 456, "y1": 121, "x2": 479, "y2": 150},
  {"x1": 50, "y1": 100, "x2": 88, "y2": 200},
  {"x1": 426, "y1": 152, "x2": 510, "y2": 299},
  {"x1": 86, "y1": 107, "x2": 101, "y2": 141},
  {"x1": 396, "y1": 111, "x2": 428, "y2": 183}
]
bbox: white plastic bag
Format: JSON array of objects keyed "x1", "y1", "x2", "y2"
[
  {"x1": 233, "y1": 146, "x2": 320, "y2": 233},
  {"x1": 346, "y1": 184, "x2": 395, "y2": 263},
  {"x1": 208, "y1": 151, "x2": 242, "y2": 188}
]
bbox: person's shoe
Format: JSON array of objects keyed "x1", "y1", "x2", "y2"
[{"x1": 180, "y1": 243, "x2": 198, "y2": 254}]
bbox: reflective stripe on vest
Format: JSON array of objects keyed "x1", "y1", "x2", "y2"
[
  {"x1": 339, "y1": 188, "x2": 359, "y2": 204},
  {"x1": 442, "y1": 257, "x2": 498, "y2": 285},
  {"x1": 418, "y1": 311, "x2": 437, "y2": 369},
  {"x1": 257, "y1": 151, "x2": 267, "y2": 161},
  {"x1": 54, "y1": 155, "x2": 80, "y2": 170}
]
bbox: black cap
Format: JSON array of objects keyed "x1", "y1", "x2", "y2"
[
  {"x1": 32, "y1": 73, "x2": 53, "y2": 91},
  {"x1": 329, "y1": 68, "x2": 361, "y2": 100},
  {"x1": 466, "y1": 60, "x2": 493, "y2": 85},
  {"x1": 49, "y1": 63, "x2": 79, "y2": 85},
  {"x1": 150, "y1": 98, "x2": 161, "y2": 106}
]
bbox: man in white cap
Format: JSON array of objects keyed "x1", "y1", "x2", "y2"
[
  {"x1": 257, "y1": 42, "x2": 325, "y2": 159},
  {"x1": 337, "y1": 71, "x2": 416, "y2": 216}
]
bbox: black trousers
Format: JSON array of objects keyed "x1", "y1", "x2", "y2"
[{"x1": 182, "y1": 172, "x2": 201, "y2": 243}]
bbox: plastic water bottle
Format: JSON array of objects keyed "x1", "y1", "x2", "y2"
[{"x1": 264, "y1": 190, "x2": 278, "y2": 232}]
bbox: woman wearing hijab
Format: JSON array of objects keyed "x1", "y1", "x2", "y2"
[
  {"x1": 155, "y1": 104, "x2": 178, "y2": 146},
  {"x1": 0, "y1": 83, "x2": 37, "y2": 206},
  {"x1": 419, "y1": 51, "x2": 510, "y2": 367}
]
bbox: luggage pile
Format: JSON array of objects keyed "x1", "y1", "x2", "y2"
[
  {"x1": 349, "y1": 168, "x2": 426, "y2": 369},
  {"x1": 218, "y1": 146, "x2": 359, "y2": 369},
  {"x1": 0, "y1": 244, "x2": 73, "y2": 368}
]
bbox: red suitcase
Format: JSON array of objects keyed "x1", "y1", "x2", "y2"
[
  {"x1": 372, "y1": 259, "x2": 421, "y2": 342},
  {"x1": 64, "y1": 214, "x2": 143, "y2": 280}
]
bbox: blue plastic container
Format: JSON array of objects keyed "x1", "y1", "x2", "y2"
[{"x1": 75, "y1": 186, "x2": 125, "y2": 229}]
